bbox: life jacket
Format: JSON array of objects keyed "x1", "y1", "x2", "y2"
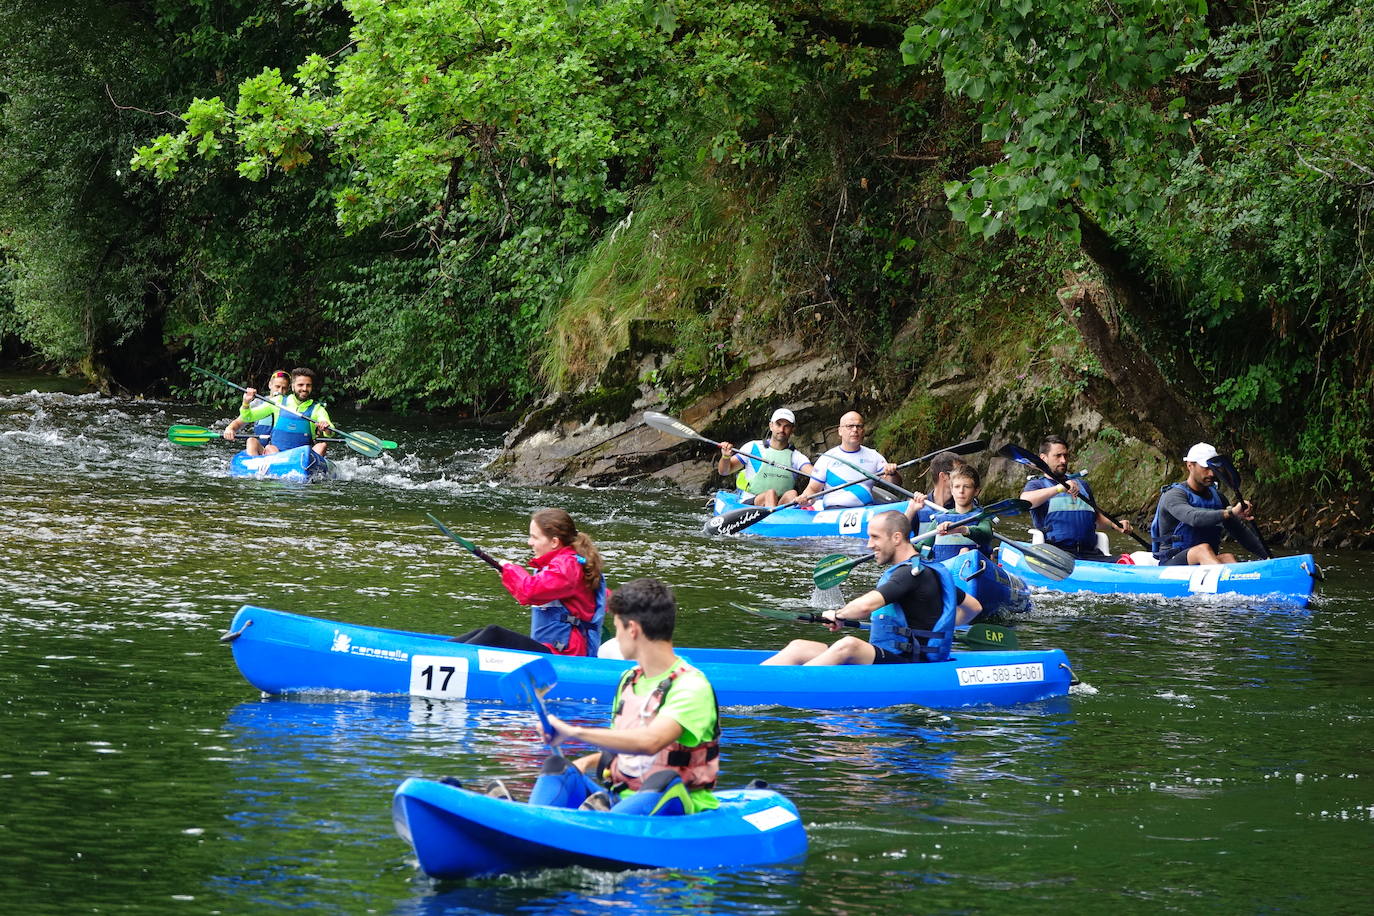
[
  {"x1": 735, "y1": 441, "x2": 799, "y2": 496},
  {"x1": 530, "y1": 571, "x2": 607, "y2": 656},
  {"x1": 270, "y1": 398, "x2": 323, "y2": 452},
  {"x1": 928, "y1": 505, "x2": 992, "y2": 562},
  {"x1": 607, "y1": 663, "x2": 720, "y2": 791},
  {"x1": 1150, "y1": 482, "x2": 1226, "y2": 560},
  {"x1": 253, "y1": 394, "x2": 286, "y2": 442},
  {"x1": 1028, "y1": 475, "x2": 1098, "y2": 549},
  {"x1": 869, "y1": 556, "x2": 960, "y2": 662}
]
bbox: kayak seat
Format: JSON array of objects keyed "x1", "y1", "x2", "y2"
[
  {"x1": 613, "y1": 771, "x2": 691, "y2": 817},
  {"x1": 1028, "y1": 528, "x2": 1110, "y2": 556}
]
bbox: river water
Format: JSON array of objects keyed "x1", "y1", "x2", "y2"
[{"x1": 1, "y1": 376, "x2": 1370, "y2": 914}]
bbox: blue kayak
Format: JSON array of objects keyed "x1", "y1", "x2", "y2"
[
  {"x1": 224, "y1": 606, "x2": 1073, "y2": 709},
  {"x1": 228, "y1": 445, "x2": 331, "y2": 481},
  {"x1": 998, "y1": 545, "x2": 1318, "y2": 607},
  {"x1": 393, "y1": 777, "x2": 807, "y2": 879},
  {"x1": 710, "y1": 490, "x2": 911, "y2": 538},
  {"x1": 946, "y1": 551, "x2": 1031, "y2": 620}
]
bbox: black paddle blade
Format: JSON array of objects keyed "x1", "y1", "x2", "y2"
[
  {"x1": 707, "y1": 506, "x2": 772, "y2": 536},
  {"x1": 1012, "y1": 540, "x2": 1076, "y2": 581},
  {"x1": 1208, "y1": 454, "x2": 1243, "y2": 494}
]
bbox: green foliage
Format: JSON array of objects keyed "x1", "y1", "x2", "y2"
[{"x1": 904, "y1": 0, "x2": 1205, "y2": 241}]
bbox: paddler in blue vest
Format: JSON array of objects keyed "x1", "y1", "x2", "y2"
[
  {"x1": 795, "y1": 411, "x2": 901, "y2": 508},
  {"x1": 235, "y1": 367, "x2": 334, "y2": 457},
  {"x1": 715, "y1": 407, "x2": 815, "y2": 508},
  {"x1": 760, "y1": 511, "x2": 981, "y2": 666},
  {"x1": 514, "y1": 578, "x2": 720, "y2": 816},
  {"x1": 1019, "y1": 435, "x2": 1133, "y2": 559},
  {"x1": 903, "y1": 451, "x2": 967, "y2": 536},
  {"x1": 928, "y1": 465, "x2": 996, "y2": 562},
  {"x1": 221, "y1": 370, "x2": 289, "y2": 450},
  {"x1": 1150, "y1": 442, "x2": 1262, "y2": 565}
]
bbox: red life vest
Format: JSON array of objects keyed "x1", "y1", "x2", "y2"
[{"x1": 606, "y1": 663, "x2": 720, "y2": 791}]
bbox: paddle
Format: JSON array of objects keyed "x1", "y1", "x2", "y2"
[
  {"x1": 810, "y1": 498, "x2": 1032, "y2": 588},
  {"x1": 1207, "y1": 455, "x2": 1273, "y2": 560},
  {"x1": 166, "y1": 422, "x2": 398, "y2": 450},
  {"x1": 710, "y1": 438, "x2": 989, "y2": 536},
  {"x1": 498, "y1": 656, "x2": 562, "y2": 755},
  {"x1": 997, "y1": 443, "x2": 1151, "y2": 549},
  {"x1": 191, "y1": 366, "x2": 394, "y2": 459},
  {"x1": 731, "y1": 604, "x2": 1020, "y2": 650},
  {"x1": 989, "y1": 534, "x2": 1076, "y2": 581},
  {"x1": 643, "y1": 410, "x2": 816, "y2": 483},
  {"x1": 427, "y1": 513, "x2": 503, "y2": 571}
]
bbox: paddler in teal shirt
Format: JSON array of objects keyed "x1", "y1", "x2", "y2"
[
  {"x1": 236, "y1": 367, "x2": 334, "y2": 457},
  {"x1": 715, "y1": 408, "x2": 814, "y2": 507}
]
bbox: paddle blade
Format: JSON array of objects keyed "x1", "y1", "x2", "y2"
[
  {"x1": 997, "y1": 443, "x2": 1052, "y2": 475},
  {"x1": 498, "y1": 657, "x2": 559, "y2": 747},
  {"x1": 978, "y1": 497, "x2": 1032, "y2": 520},
  {"x1": 959, "y1": 624, "x2": 1019, "y2": 650},
  {"x1": 948, "y1": 439, "x2": 989, "y2": 457},
  {"x1": 813, "y1": 552, "x2": 873, "y2": 590},
  {"x1": 337, "y1": 430, "x2": 384, "y2": 458},
  {"x1": 1013, "y1": 540, "x2": 1076, "y2": 581},
  {"x1": 707, "y1": 506, "x2": 772, "y2": 536},
  {"x1": 167, "y1": 424, "x2": 216, "y2": 447},
  {"x1": 643, "y1": 410, "x2": 714, "y2": 446}
]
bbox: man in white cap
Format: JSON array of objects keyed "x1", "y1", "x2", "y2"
[
  {"x1": 1149, "y1": 442, "x2": 1262, "y2": 565},
  {"x1": 716, "y1": 408, "x2": 814, "y2": 507}
]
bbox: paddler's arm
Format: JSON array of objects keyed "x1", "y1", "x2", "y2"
[
  {"x1": 546, "y1": 712, "x2": 684, "y2": 757},
  {"x1": 1019, "y1": 478, "x2": 1068, "y2": 508},
  {"x1": 821, "y1": 589, "x2": 887, "y2": 629},
  {"x1": 223, "y1": 417, "x2": 246, "y2": 441}
]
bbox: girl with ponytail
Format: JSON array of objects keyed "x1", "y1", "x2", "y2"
[{"x1": 451, "y1": 508, "x2": 609, "y2": 656}]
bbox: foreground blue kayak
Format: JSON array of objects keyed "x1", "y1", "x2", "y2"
[
  {"x1": 224, "y1": 606, "x2": 1074, "y2": 709},
  {"x1": 998, "y1": 545, "x2": 1318, "y2": 607},
  {"x1": 393, "y1": 777, "x2": 807, "y2": 879},
  {"x1": 229, "y1": 445, "x2": 330, "y2": 481},
  {"x1": 710, "y1": 490, "x2": 911, "y2": 538}
]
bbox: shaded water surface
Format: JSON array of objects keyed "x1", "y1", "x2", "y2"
[{"x1": 1, "y1": 380, "x2": 1370, "y2": 913}]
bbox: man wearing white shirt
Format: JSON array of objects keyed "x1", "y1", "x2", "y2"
[{"x1": 797, "y1": 411, "x2": 900, "y2": 508}]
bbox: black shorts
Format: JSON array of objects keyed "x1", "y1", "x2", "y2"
[
  {"x1": 871, "y1": 645, "x2": 918, "y2": 665},
  {"x1": 1162, "y1": 550, "x2": 1193, "y2": 566}
]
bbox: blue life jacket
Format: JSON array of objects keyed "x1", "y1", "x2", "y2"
[
  {"x1": 1027, "y1": 476, "x2": 1098, "y2": 550},
  {"x1": 530, "y1": 571, "x2": 608, "y2": 656},
  {"x1": 869, "y1": 557, "x2": 960, "y2": 662},
  {"x1": 253, "y1": 394, "x2": 286, "y2": 442},
  {"x1": 1150, "y1": 482, "x2": 1225, "y2": 560},
  {"x1": 271, "y1": 399, "x2": 322, "y2": 452},
  {"x1": 928, "y1": 506, "x2": 992, "y2": 563}
]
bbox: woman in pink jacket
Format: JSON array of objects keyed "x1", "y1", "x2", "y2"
[{"x1": 451, "y1": 508, "x2": 609, "y2": 656}]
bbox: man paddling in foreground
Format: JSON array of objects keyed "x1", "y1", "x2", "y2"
[
  {"x1": 796, "y1": 410, "x2": 901, "y2": 509},
  {"x1": 1019, "y1": 435, "x2": 1133, "y2": 559},
  {"x1": 762, "y1": 511, "x2": 981, "y2": 666},
  {"x1": 236, "y1": 367, "x2": 334, "y2": 457},
  {"x1": 1150, "y1": 443, "x2": 1264, "y2": 565},
  {"x1": 530, "y1": 578, "x2": 721, "y2": 816},
  {"x1": 716, "y1": 408, "x2": 814, "y2": 507}
]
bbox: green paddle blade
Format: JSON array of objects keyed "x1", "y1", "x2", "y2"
[
  {"x1": 959, "y1": 623, "x2": 1019, "y2": 650},
  {"x1": 334, "y1": 429, "x2": 384, "y2": 458},
  {"x1": 812, "y1": 552, "x2": 874, "y2": 590},
  {"x1": 167, "y1": 424, "x2": 216, "y2": 447}
]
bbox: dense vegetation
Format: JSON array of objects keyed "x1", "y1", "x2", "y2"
[{"x1": 1, "y1": 1, "x2": 1370, "y2": 505}]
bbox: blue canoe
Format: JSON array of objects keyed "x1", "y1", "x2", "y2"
[
  {"x1": 710, "y1": 490, "x2": 911, "y2": 538},
  {"x1": 997, "y1": 545, "x2": 1318, "y2": 607},
  {"x1": 229, "y1": 445, "x2": 331, "y2": 481},
  {"x1": 945, "y1": 550, "x2": 1031, "y2": 620},
  {"x1": 393, "y1": 778, "x2": 807, "y2": 879},
  {"x1": 224, "y1": 606, "x2": 1074, "y2": 709}
]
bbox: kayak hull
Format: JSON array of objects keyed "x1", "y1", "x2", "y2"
[
  {"x1": 393, "y1": 778, "x2": 807, "y2": 879},
  {"x1": 710, "y1": 490, "x2": 910, "y2": 538},
  {"x1": 229, "y1": 445, "x2": 331, "y2": 481},
  {"x1": 225, "y1": 606, "x2": 1074, "y2": 709},
  {"x1": 945, "y1": 551, "x2": 1032, "y2": 620},
  {"x1": 997, "y1": 545, "x2": 1317, "y2": 607}
]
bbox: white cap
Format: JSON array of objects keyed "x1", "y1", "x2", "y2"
[
  {"x1": 1184, "y1": 442, "x2": 1218, "y2": 465},
  {"x1": 770, "y1": 408, "x2": 796, "y2": 424}
]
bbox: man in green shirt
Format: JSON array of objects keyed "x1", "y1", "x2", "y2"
[
  {"x1": 236, "y1": 367, "x2": 334, "y2": 456},
  {"x1": 535, "y1": 578, "x2": 721, "y2": 815}
]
